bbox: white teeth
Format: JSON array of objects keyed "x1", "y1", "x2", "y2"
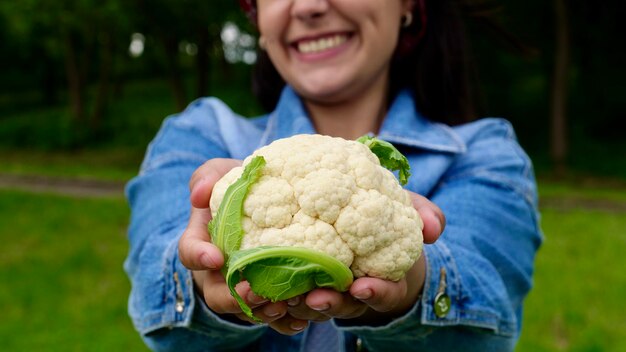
[{"x1": 297, "y1": 35, "x2": 347, "y2": 54}]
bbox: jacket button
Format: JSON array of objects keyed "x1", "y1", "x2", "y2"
[
  {"x1": 434, "y1": 267, "x2": 450, "y2": 318},
  {"x1": 434, "y1": 292, "x2": 451, "y2": 318}
]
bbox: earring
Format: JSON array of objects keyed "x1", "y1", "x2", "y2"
[
  {"x1": 258, "y1": 36, "x2": 267, "y2": 50},
  {"x1": 401, "y1": 12, "x2": 413, "y2": 28}
]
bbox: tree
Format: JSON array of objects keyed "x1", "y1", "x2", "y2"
[
  {"x1": 0, "y1": 1, "x2": 128, "y2": 126},
  {"x1": 550, "y1": 0, "x2": 570, "y2": 177},
  {"x1": 125, "y1": 0, "x2": 242, "y2": 110}
]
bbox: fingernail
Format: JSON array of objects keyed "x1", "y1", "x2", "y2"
[
  {"x1": 290, "y1": 321, "x2": 308, "y2": 331},
  {"x1": 287, "y1": 296, "x2": 300, "y2": 306},
  {"x1": 200, "y1": 253, "x2": 216, "y2": 269},
  {"x1": 264, "y1": 306, "x2": 283, "y2": 318},
  {"x1": 266, "y1": 310, "x2": 281, "y2": 317},
  {"x1": 247, "y1": 292, "x2": 269, "y2": 305},
  {"x1": 311, "y1": 303, "x2": 329, "y2": 311},
  {"x1": 354, "y1": 289, "x2": 373, "y2": 300}
]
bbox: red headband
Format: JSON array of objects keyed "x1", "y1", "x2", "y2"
[
  {"x1": 413, "y1": 0, "x2": 428, "y2": 44},
  {"x1": 398, "y1": 0, "x2": 428, "y2": 56},
  {"x1": 239, "y1": 0, "x2": 257, "y2": 25}
]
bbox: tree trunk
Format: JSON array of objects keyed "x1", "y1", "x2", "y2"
[
  {"x1": 64, "y1": 31, "x2": 85, "y2": 123},
  {"x1": 162, "y1": 36, "x2": 187, "y2": 111},
  {"x1": 550, "y1": 0, "x2": 570, "y2": 177},
  {"x1": 92, "y1": 32, "x2": 113, "y2": 133},
  {"x1": 41, "y1": 55, "x2": 59, "y2": 106},
  {"x1": 196, "y1": 26, "x2": 211, "y2": 98}
]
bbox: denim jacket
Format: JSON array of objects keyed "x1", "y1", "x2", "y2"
[{"x1": 125, "y1": 87, "x2": 542, "y2": 352}]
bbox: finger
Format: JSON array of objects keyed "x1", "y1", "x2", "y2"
[
  {"x1": 349, "y1": 255, "x2": 425, "y2": 317},
  {"x1": 286, "y1": 295, "x2": 331, "y2": 321},
  {"x1": 234, "y1": 312, "x2": 258, "y2": 325},
  {"x1": 409, "y1": 192, "x2": 446, "y2": 244},
  {"x1": 267, "y1": 315, "x2": 309, "y2": 336},
  {"x1": 178, "y1": 207, "x2": 224, "y2": 270},
  {"x1": 349, "y1": 277, "x2": 408, "y2": 313},
  {"x1": 235, "y1": 301, "x2": 289, "y2": 325},
  {"x1": 203, "y1": 276, "x2": 264, "y2": 315},
  {"x1": 254, "y1": 301, "x2": 289, "y2": 323},
  {"x1": 201, "y1": 270, "x2": 238, "y2": 314},
  {"x1": 246, "y1": 290, "x2": 270, "y2": 307},
  {"x1": 189, "y1": 158, "x2": 242, "y2": 209},
  {"x1": 305, "y1": 288, "x2": 368, "y2": 319},
  {"x1": 235, "y1": 300, "x2": 289, "y2": 324}
]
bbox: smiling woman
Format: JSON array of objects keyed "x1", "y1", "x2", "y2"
[
  {"x1": 124, "y1": 1, "x2": 542, "y2": 351},
  {"x1": 257, "y1": 0, "x2": 406, "y2": 105},
  {"x1": 250, "y1": 0, "x2": 479, "y2": 128}
]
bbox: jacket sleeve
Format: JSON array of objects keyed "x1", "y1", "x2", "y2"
[
  {"x1": 337, "y1": 119, "x2": 542, "y2": 351},
  {"x1": 124, "y1": 99, "x2": 266, "y2": 351}
]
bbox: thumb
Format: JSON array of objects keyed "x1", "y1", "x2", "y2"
[
  {"x1": 408, "y1": 192, "x2": 445, "y2": 244},
  {"x1": 189, "y1": 158, "x2": 242, "y2": 209},
  {"x1": 178, "y1": 207, "x2": 224, "y2": 271}
]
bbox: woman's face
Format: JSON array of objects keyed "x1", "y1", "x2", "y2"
[{"x1": 257, "y1": 0, "x2": 411, "y2": 104}]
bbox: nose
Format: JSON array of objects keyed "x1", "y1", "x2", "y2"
[{"x1": 291, "y1": 0, "x2": 329, "y2": 22}]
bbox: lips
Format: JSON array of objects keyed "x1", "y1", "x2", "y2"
[{"x1": 293, "y1": 33, "x2": 350, "y2": 54}]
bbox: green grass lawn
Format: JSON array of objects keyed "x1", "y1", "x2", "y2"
[
  {"x1": 1, "y1": 183, "x2": 624, "y2": 351},
  {"x1": 517, "y1": 206, "x2": 626, "y2": 351},
  {"x1": 0, "y1": 148, "x2": 143, "y2": 183},
  {"x1": 0, "y1": 190, "x2": 147, "y2": 351},
  {"x1": 518, "y1": 181, "x2": 626, "y2": 351}
]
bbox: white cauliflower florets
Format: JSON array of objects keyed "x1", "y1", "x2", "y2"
[{"x1": 210, "y1": 134, "x2": 423, "y2": 281}]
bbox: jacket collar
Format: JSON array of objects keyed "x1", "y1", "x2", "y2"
[
  {"x1": 259, "y1": 87, "x2": 315, "y2": 147},
  {"x1": 260, "y1": 86, "x2": 466, "y2": 154}
]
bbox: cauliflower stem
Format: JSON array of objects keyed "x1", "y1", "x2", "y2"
[{"x1": 226, "y1": 246, "x2": 354, "y2": 322}]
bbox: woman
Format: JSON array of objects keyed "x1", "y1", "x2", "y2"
[{"x1": 125, "y1": 0, "x2": 542, "y2": 350}]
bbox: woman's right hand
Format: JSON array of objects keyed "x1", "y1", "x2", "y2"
[{"x1": 178, "y1": 158, "x2": 304, "y2": 332}]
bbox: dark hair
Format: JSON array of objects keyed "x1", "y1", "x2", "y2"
[{"x1": 251, "y1": 0, "x2": 503, "y2": 126}]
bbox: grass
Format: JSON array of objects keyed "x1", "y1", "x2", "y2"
[
  {"x1": 539, "y1": 180, "x2": 626, "y2": 201},
  {"x1": 0, "y1": 148, "x2": 143, "y2": 182},
  {"x1": 0, "y1": 190, "x2": 147, "y2": 351},
  {"x1": 514, "y1": 181, "x2": 626, "y2": 351},
  {"x1": 1, "y1": 182, "x2": 625, "y2": 350},
  {"x1": 517, "y1": 205, "x2": 626, "y2": 351}
]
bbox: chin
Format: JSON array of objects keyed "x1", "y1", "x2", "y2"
[{"x1": 297, "y1": 84, "x2": 353, "y2": 104}]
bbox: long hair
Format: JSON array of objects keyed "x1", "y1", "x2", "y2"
[{"x1": 249, "y1": 0, "x2": 506, "y2": 126}]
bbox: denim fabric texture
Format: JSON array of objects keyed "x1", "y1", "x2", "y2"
[{"x1": 125, "y1": 86, "x2": 542, "y2": 351}]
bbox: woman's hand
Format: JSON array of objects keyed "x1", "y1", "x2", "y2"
[
  {"x1": 237, "y1": 190, "x2": 444, "y2": 334},
  {"x1": 179, "y1": 158, "x2": 240, "y2": 274},
  {"x1": 179, "y1": 158, "x2": 300, "y2": 331},
  {"x1": 282, "y1": 191, "x2": 445, "y2": 329},
  {"x1": 179, "y1": 161, "x2": 445, "y2": 334}
]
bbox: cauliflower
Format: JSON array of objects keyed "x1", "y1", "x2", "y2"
[{"x1": 208, "y1": 134, "x2": 423, "y2": 321}]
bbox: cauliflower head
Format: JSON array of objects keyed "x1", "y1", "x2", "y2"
[{"x1": 210, "y1": 134, "x2": 423, "y2": 281}]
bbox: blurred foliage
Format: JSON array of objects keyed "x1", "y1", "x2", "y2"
[
  {"x1": 0, "y1": 0, "x2": 624, "y2": 178},
  {"x1": 467, "y1": 0, "x2": 625, "y2": 177}
]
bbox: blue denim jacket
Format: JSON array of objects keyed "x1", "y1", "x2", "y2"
[{"x1": 125, "y1": 87, "x2": 542, "y2": 351}]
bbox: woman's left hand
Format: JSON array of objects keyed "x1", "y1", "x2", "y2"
[{"x1": 254, "y1": 191, "x2": 445, "y2": 334}]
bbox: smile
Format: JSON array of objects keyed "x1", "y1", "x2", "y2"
[{"x1": 296, "y1": 34, "x2": 349, "y2": 54}]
